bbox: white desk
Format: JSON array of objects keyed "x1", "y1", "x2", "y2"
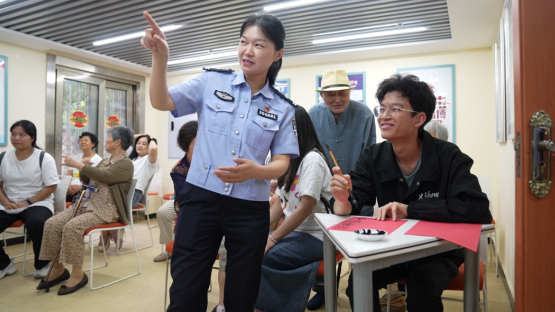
[{"x1": 315, "y1": 214, "x2": 495, "y2": 312}]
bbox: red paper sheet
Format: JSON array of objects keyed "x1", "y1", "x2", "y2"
[
  {"x1": 327, "y1": 217, "x2": 407, "y2": 234},
  {"x1": 405, "y1": 221, "x2": 482, "y2": 252}
]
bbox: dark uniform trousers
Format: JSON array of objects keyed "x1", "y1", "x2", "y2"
[
  {"x1": 0, "y1": 206, "x2": 53, "y2": 270},
  {"x1": 168, "y1": 183, "x2": 269, "y2": 312}
]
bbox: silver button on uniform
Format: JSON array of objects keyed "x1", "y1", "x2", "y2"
[
  {"x1": 240, "y1": 114, "x2": 244, "y2": 118},
  {"x1": 231, "y1": 150, "x2": 236, "y2": 155},
  {"x1": 204, "y1": 165, "x2": 208, "y2": 170},
  {"x1": 225, "y1": 183, "x2": 230, "y2": 187},
  {"x1": 224, "y1": 188, "x2": 228, "y2": 192},
  {"x1": 217, "y1": 105, "x2": 221, "y2": 109},
  {"x1": 244, "y1": 99, "x2": 248, "y2": 103},
  {"x1": 235, "y1": 131, "x2": 239, "y2": 135},
  {"x1": 263, "y1": 123, "x2": 267, "y2": 128}
]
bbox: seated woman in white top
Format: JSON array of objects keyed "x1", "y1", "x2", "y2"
[
  {"x1": 255, "y1": 106, "x2": 333, "y2": 312},
  {"x1": 129, "y1": 134, "x2": 159, "y2": 207},
  {"x1": 0, "y1": 120, "x2": 59, "y2": 281},
  {"x1": 65, "y1": 132, "x2": 102, "y2": 203},
  {"x1": 99, "y1": 133, "x2": 158, "y2": 251}
]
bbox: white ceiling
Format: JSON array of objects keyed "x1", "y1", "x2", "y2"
[{"x1": 0, "y1": 0, "x2": 505, "y2": 75}]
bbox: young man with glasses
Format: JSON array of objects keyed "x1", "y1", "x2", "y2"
[{"x1": 330, "y1": 74, "x2": 492, "y2": 312}]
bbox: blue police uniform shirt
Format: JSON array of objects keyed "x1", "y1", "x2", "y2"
[{"x1": 169, "y1": 70, "x2": 299, "y2": 201}]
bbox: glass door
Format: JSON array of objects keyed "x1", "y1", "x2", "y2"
[
  {"x1": 104, "y1": 81, "x2": 134, "y2": 157},
  {"x1": 54, "y1": 70, "x2": 135, "y2": 173}
]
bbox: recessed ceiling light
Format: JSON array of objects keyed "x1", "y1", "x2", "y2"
[
  {"x1": 314, "y1": 24, "x2": 398, "y2": 37},
  {"x1": 264, "y1": 0, "x2": 328, "y2": 11},
  {"x1": 93, "y1": 25, "x2": 183, "y2": 46},
  {"x1": 312, "y1": 27, "x2": 427, "y2": 44},
  {"x1": 168, "y1": 51, "x2": 236, "y2": 65}
]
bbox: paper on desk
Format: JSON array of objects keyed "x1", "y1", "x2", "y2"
[
  {"x1": 327, "y1": 217, "x2": 407, "y2": 234},
  {"x1": 405, "y1": 221, "x2": 482, "y2": 252}
]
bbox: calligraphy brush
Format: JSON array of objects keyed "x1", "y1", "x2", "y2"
[{"x1": 323, "y1": 142, "x2": 359, "y2": 211}]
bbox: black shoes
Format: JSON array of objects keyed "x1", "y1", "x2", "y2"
[
  {"x1": 307, "y1": 292, "x2": 325, "y2": 310},
  {"x1": 36, "y1": 269, "x2": 70, "y2": 290},
  {"x1": 58, "y1": 273, "x2": 88, "y2": 295}
]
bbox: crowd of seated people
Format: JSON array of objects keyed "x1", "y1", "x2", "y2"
[{"x1": 0, "y1": 70, "x2": 490, "y2": 312}]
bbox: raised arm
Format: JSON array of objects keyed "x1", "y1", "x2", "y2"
[
  {"x1": 141, "y1": 11, "x2": 176, "y2": 111},
  {"x1": 80, "y1": 159, "x2": 134, "y2": 185}
]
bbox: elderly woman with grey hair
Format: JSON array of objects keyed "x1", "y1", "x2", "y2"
[
  {"x1": 38, "y1": 126, "x2": 134, "y2": 295},
  {"x1": 424, "y1": 121, "x2": 449, "y2": 141}
]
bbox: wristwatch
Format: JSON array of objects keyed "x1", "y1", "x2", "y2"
[{"x1": 26, "y1": 198, "x2": 33, "y2": 205}]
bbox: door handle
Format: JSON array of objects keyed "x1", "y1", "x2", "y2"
[{"x1": 530, "y1": 110, "x2": 553, "y2": 198}]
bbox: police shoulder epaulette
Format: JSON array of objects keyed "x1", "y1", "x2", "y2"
[
  {"x1": 203, "y1": 67, "x2": 235, "y2": 73},
  {"x1": 272, "y1": 87, "x2": 296, "y2": 107}
]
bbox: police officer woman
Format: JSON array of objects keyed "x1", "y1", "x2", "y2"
[{"x1": 141, "y1": 11, "x2": 299, "y2": 312}]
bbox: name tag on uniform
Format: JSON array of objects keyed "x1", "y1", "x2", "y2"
[{"x1": 257, "y1": 109, "x2": 278, "y2": 121}]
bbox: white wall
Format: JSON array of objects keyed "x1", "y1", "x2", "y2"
[{"x1": 0, "y1": 42, "x2": 47, "y2": 151}]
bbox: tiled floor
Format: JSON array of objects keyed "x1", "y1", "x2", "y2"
[{"x1": 1, "y1": 218, "x2": 512, "y2": 312}]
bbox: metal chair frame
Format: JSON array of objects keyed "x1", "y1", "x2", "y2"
[{"x1": 82, "y1": 179, "x2": 141, "y2": 289}]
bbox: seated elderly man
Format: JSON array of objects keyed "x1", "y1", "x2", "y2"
[
  {"x1": 307, "y1": 70, "x2": 376, "y2": 309},
  {"x1": 330, "y1": 74, "x2": 492, "y2": 312}
]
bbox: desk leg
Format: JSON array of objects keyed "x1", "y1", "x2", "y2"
[
  {"x1": 463, "y1": 245, "x2": 480, "y2": 312},
  {"x1": 323, "y1": 234, "x2": 337, "y2": 312},
  {"x1": 353, "y1": 262, "x2": 373, "y2": 311}
]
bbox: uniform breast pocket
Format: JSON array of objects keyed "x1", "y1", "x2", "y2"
[
  {"x1": 245, "y1": 115, "x2": 279, "y2": 153},
  {"x1": 204, "y1": 100, "x2": 236, "y2": 135}
]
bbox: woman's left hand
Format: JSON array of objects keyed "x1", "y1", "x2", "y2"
[
  {"x1": 61, "y1": 156, "x2": 82, "y2": 169},
  {"x1": 15, "y1": 201, "x2": 30, "y2": 209},
  {"x1": 214, "y1": 158, "x2": 261, "y2": 183},
  {"x1": 264, "y1": 237, "x2": 277, "y2": 256}
]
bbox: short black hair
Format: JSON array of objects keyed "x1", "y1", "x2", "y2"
[
  {"x1": 79, "y1": 132, "x2": 99, "y2": 148},
  {"x1": 10, "y1": 120, "x2": 39, "y2": 149},
  {"x1": 177, "y1": 121, "x2": 198, "y2": 153},
  {"x1": 376, "y1": 74, "x2": 436, "y2": 134}
]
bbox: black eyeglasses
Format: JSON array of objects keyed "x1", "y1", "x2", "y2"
[{"x1": 373, "y1": 105, "x2": 420, "y2": 118}]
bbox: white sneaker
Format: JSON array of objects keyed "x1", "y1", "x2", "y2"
[
  {"x1": 34, "y1": 262, "x2": 52, "y2": 279},
  {"x1": 0, "y1": 259, "x2": 18, "y2": 280}
]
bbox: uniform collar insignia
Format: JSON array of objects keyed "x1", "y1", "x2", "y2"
[{"x1": 214, "y1": 90, "x2": 234, "y2": 102}]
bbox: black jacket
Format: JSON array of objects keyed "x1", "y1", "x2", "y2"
[{"x1": 349, "y1": 131, "x2": 492, "y2": 224}]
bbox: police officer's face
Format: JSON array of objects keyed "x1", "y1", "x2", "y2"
[
  {"x1": 238, "y1": 25, "x2": 284, "y2": 78},
  {"x1": 378, "y1": 91, "x2": 425, "y2": 141},
  {"x1": 321, "y1": 90, "x2": 351, "y2": 117}
]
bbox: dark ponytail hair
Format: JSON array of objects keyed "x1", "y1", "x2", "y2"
[
  {"x1": 240, "y1": 13, "x2": 285, "y2": 87},
  {"x1": 129, "y1": 134, "x2": 151, "y2": 161},
  {"x1": 277, "y1": 106, "x2": 331, "y2": 192},
  {"x1": 10, "y1": 120, "x2": 40, "y2": 149}
]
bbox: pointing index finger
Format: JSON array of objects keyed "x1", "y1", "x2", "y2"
[{"x1": 143, "y1": 11, "x2": 162, "y2": 34}]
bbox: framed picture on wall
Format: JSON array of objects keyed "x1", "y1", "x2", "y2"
[
  {"x1": 316, "y1": 72, "x2": 366, "y2": 104},
  {"x1": 275, "y1": 78, "x2": 290, "y2": 98},
  {"x1": 495, "y1": 21, "x2": 507, "y2": 143},
  {"x1": 503, "y1": 0, "x2": 515, "y2": 140},
  {"x1": 0, "y1": 55, "x2": 7, "y2": 146},
  {"x1": 397, "y1": 64, "x2": 456, "y2": 144}
]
